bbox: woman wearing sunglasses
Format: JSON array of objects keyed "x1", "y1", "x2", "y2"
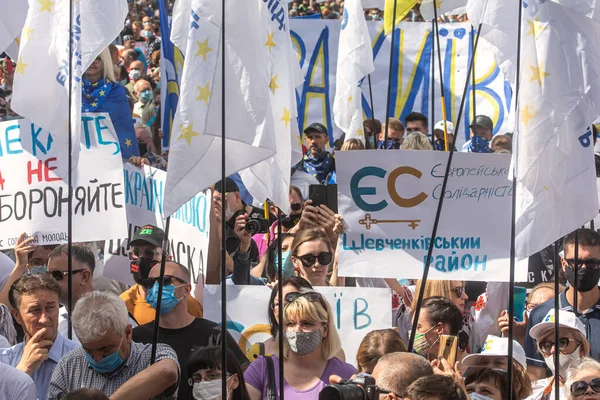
[
  {"x1": 395, "y1": 279, "x2": 508, "y2": 355},
  {"x1": 290, "y1": 229, "x2": 341, "y2": 287},
  {"x1": 244, "y1": 290, "x2": 356, "y2": 399},
  {"x1": 566, "y1": 358, "x2": 600, "y2": 400},
  {"x1": 529, "y1": 309, "x2": 590, "y2": 400}
]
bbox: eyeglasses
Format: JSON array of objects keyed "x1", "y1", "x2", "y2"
[
  {"x1": 290, "y1": 203, "x2": 302, "y2": 211},
  {"x1": 538, "y1": 337, "x2": 581, "y2": 354},
  {"x1": 565, "y1": 258, "x2": 600, "y2": 270},
  {"x1": 571, "y1": 378, "x2": 600, "y2": 396},
  {"x1": 49, "y1": 270, "x2": 85, "y2": 281},
  {"x1": 93, "y1": 57, "x2": 102, "y2": 64},
  {"x1": 140, "y1": 275, "x2": 188, "y2": 289},
  {"x1": 126, "y1": 247, "x2": 161, "y2": 260},
  {"x1": 295, "y1": 252, "x2": 333, "y2": 268},
  {"x1": 451, "y1": 286, "x2": 465, "y2": 298},
  {"x1": 283, "y1": 291, "x2": 327, "y2": 309}
]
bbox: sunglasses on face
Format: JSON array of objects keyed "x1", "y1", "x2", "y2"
[
  {"x1": 565, "y1": 258, "x2": 600, "y2": 270},
  {"x1": 141, "y1": 275, "x2": 188, "y2": 289},
  {"x1": 451, "y1": 286, "x2": 465, "y2": 298},
  {"x1": 290, "y1": 203, "x2": 302, "y2": 211},
  {"x1": 126, "y1": 247, "x2": 161, "y2": 261},
  {"x1": 284, "y1": 291, "x2": 327, "y2": 309},
  {"x1": 539, "y1": 337, "x2": 581, "y2": 354},
  {"x1": 295, "y1": 252, "x2": 333, "y2": 268},
  {"x1": 571, "y1": 378, "x2": 600, "y2": 396},
  {"x1": 49, "y1": 269, "x2": 84, "y2": 281}
]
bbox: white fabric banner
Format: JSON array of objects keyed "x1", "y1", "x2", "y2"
[
  {"x1": 336, "y1": 150, "x2": 528, "y2": 282},
  {"x1": 0, "y1": 114, "x2": 127, "y2": 249},
  {"x1": 203, "y1": 285, "x2": 392, "y2": 367},
  {"x1": 103, "y1": 164, "x2": 210, "y2": 302}
]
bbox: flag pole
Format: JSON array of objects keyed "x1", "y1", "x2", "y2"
[
  {"x1": 220, "y1": 0, "x2": 228, "y2": 395},
  {"x1": 431, "y1": 0, "x2": 449, "y2": 151},
  {"x1": 383, "y1": 0, "x2": 399, "y2": 149},
  {"x1": 508, "y1": 0, "x2": 525, "y2": 397},
  {"x1": 407, "y1": 16, "x2": 484, "y2": 352},
  {"x1": 574, "y1": 231, "x2": 579, "y2": 315},
  {"x1": 277, "y1": 210, "x2": 284, "y2": 400},
  {"x1": 430, "y1": 19, "x2": 435, "y2": 146},
  {"x1": 554, "y1": 241, "x2": 561, "y2": 400},
  {"x1": 471, "y1": 26, "x2": 477, "y2": 136},
  {"x1": 150, "y1": 217, "x2": 171, "y2": 363},
  {"x1": 66, "y1": 0, "x2": 74, "y2": 340},
  {"x1": 367, "y1": 75, "x2": 376, "y2": 149}
]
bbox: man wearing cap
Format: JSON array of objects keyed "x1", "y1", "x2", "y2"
[
  {"x1": 119, "y1": 225, "x2": 203, "y2": 325},
  {"x1": 462, "y1": 115, "x2": 494, "y2": 153},
  {"x1": 462, "y1": 335, "x2": 527, "y2": 372},
  {"x1": 378, "y1": 118, "x2": 405, "y2": 149},
  {"x1": 405, "y1": 112, "x2": 429, "y2": 135},
  {"x1": 292, "y1": 122, "x2": 336, "y2": 184},
  {"x1": 525, "y1": 228, "x2": 600, "y2": 380},
  {"x1": 433, "y1": 120, "x2": 456, "y2": 151}
]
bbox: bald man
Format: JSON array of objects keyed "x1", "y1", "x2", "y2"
[
  {"x1": 132, "y1": 261, "x2": 249, "y2": 400},
  {"x1": 126, "y1": 60, "x2": 146, "y2": 98},
  {"x1": 132, "y1": 79, "x2": 153, "y2": 119},
  {"x1": 373, "y1": 353, "x2": 434, "y2": 399}
]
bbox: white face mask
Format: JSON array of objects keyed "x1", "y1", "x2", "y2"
[
  {"x1": 193, "y1": 380, "x2": 223, "y2": 400},
  {"x1": 469, "y1": 393, "x2": 494, "y2": 400},
  {"x1": 544, "y1": 345, "x2": 582, "y2": 379}
]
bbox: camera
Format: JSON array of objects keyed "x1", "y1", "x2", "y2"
[
  {"x1": 245, "y1": 215, "x2": 269, "y2": 235},
  {"x1": 319, "y1": 374, "x2": 383, "y2": 400}
]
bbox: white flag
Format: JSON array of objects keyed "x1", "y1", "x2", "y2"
[
  {"x1": 333, "y1": 0, "x2": 374, "y2": 144},
  {"x1": 170, "y1": 0, "x2": 191, "y2": 57},
  {"x1": 11, "y1": 0, "x2": 127, "y2": 170},
  {"x1": 164, "y1": 0, "x2": 288, "y2": 215},
  {"x1": 420, "y1": 0, "x2": 466, "y2": 21},
  {"x1": 514, "y1": 0, "x2": 600, "y2": 258},
  {"x1": 0, "y1": 0, "x2": 28, "y2": 55},
  {"x1": 466, "y1": 0, "x2": 518, "y2": 85}
]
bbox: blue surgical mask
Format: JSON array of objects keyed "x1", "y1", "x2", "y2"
[
  {"x1": 85, "y1": 333, "x2": 126, "y2": 374},
  {"x1": 155, "y1": 81, "x2": 160, "y2": 89},
  {"x1": 27, "y1": 265, "x2": 47, "y2": 274},
  {"x1": 146, "y1": 282, "x2": 182, "y2": 314},
  {"x1": 273, "y1": 250, "x2": 294, "y2": 278},
  {"x1": 378, "y1": 140, "x2": 401, "y2": 150},
  {"x1": 366, "y1": 136, "x2": 376, "y2": 149},
  {"x1": 468, "y1": 136, "x2": 492, "y2": 153},
  {"x1": 140, "y1": 90, "x2": 153, "y2": 103}
]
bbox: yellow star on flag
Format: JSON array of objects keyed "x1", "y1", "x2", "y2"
[
  {"x1": 347, "y1": 95, "x2": 352, "y2": 102},
  {"x1": 99, "y1": 90, "x2": 106, "y2": 97},
  {"x1": 38, "y1": 0, "x2": 55, "y2": 13},
  {"x1": 264, "y1": 32, "x2": 277, "y2": 52},
  {"x1": 436, "y1": 0, "x2": 444, "y2": 9},
  {"x1": 15, "y1": 60, "x2": 28, "y2": 76},
  {"x1": 178, "y1": 123, "x2": 200, "y2": 146},
  {"x1": 91, "y1": 102, "x2": 98, "y2": 107},
  {"x1": 296, "y1": 134, "x2": 304, "y2": 148},
  {"x1": 125, "y1": 138, "x2": 132, "y2": 147},
  {"x1": 22, "y1": 26, "x2": 34, "y2": 41},
  {"x1": 269, "y1": 74, "x2": 279, "y2": 94},
  {"x1": 196, "y1": 83, "x2": 211, "y2": 105},
  {"x1": 281, "y1": 108, "x2": 291, "y2": 128},
  {"x1": 357, "y1": 128, "x2": 364, "y2": 137},
  {"x1": 521, "y1": 104, "x2": 537, "y2": 127},
  {"x1": 15, "y1": 37, "x2": 20, "y2": 46},
  {"x1": 195, "y1": 38, "x2": 213, "y2": 62},
  {"x1": 92, "y1": 82, "x2": 98, "y2": 87},
  {"x1": 529, "y1": 63, "x2": 550, "y2": 86},
  {"x1": 525, "y1": 18, "x2": 545, "y2": 38},
  {"x1": 543, "y1": 185, "x2": 549, "y2": 191}
]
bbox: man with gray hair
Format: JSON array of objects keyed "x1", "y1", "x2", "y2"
[
  {"x1": 47, "y1": 291, "x2": 180, "y2": 400},
  {"x1": 372, "y1": 352, "x2": 434, "y2": 399},
  {"x1": 129, "y1": 122, "x2": 167, "y2": 171}
]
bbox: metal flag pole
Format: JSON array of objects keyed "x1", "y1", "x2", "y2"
[
  {"x1": 277, "y1": 210, "x2": 284, "y2": 400},
  {"x1": 150, "y1": 217, "x2": 171, "y2": 363},
  {"x1": 407, "y1": 17, "x2": 484, "y2": 352},
  {"x1": 554, "y1": 241, "x2": 561, "y2": 399},
  {"x1": 67, "y1": 0, "x2": 74, "y2": 340},
  {"x1": 471, "y1": 25, "x2": 477, "y2": 147},
  {"x1": 383, "y1": 0, "x2": 398, "y2": 149},
  {"x1": 220, "y1": 0, "x2": 228, "y2": 395},
  {"x1": 367, "y1": 75, "x2": 376, "y2": 149},
  {"x1": 430, "y1": 19, "x2": 435, "y2": 146},
  {"x1": 431, "y1": 0, "x2": 449, "y2": 151}
]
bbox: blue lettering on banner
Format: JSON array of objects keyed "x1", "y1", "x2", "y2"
[
  {"x1": 263, "y1": 0, "x2": 286, "y2": 31},
  {"x1": 579, "y1": 126, "x2": 593, "y2": 148},
  {"x1": 343, "y1": 234, "x2": 482, "y2": 252},
  {"x1": 354, "y1": 298, "x2": 372, "y2": 330}
]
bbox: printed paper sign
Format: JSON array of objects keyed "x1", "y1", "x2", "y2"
[
  {"x1": 337, "y1": 150, "x2": 528, "y2": 282},
  {"x1": 0, "y1": 114, "x2": 127, "y2": 249},
  {"x1": 103, "y1": 164, "x2": 210, "y2": 301},
  {"x1": 204, "y1": 285, "x2": 392, "y2": 367}
]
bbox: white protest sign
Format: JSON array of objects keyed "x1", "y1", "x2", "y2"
[
  {"x1": 0, "y1": 114, "x2": 127, "y2": 249},
  {"x1": 337, "y1": 150, "x2": 528, "y2": 282},
  {"x1": 203, "y1": 285, "x2": 392, "y2": 367},
  {"x1": 103, "y1": 164, "x2": 210, "y2": 301}
]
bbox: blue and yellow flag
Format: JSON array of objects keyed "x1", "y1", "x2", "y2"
[
  {"x1": 158, "y1": 0, "x2": 180, "y2": 148},
  {"x1": 383, "y1": 0, "x2": 418, "y2": 35}
]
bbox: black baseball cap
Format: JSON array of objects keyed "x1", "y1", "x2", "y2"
[
  {"x1": 304, "y1": 122, "x2": 328, "y2": 136},
  {"x1": 214, "y1": 177, "x2": 239, "y2": 194},
  {"x1": 469, "y1": 115, "x2": 494, "y2": 132},
  {"x1": 130, "y1": 225, "x2": 164, "y2": 247}
]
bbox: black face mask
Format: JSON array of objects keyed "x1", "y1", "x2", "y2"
[
  {"x1": 566, "y1": 267, "x2": 600, "y2": 292},
  {"x1": 138, "y1": 142, "x2": 148, "y2": 156},
  {"x1": 130, "y1": 257, "x2": 157, "y2": 287}
]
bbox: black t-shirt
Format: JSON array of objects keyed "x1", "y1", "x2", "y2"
[{"x1": 132, "y1": 318, "x2": 250, "y2": 400}]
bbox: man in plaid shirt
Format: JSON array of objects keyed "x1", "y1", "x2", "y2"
[{"x1": 47, "y1": 291, "x2": 179, "y2": 400}]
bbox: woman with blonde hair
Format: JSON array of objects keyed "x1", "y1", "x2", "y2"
[
  {"x1": 290, "y1": 229, "x2": 342, "y2": 286},
  {"x1": 82, "y1": 47, "x2": 137, "y2": 159},
  {"x1": 244, "y1": 291, "x2": 356, "y2": 399},
  {"x1": 401, "y1": 131, "x2": 434, "y2": 150},
  {"x1": 566, "y1": 358, "x2": 600, "y2": 400},
  {"x1": 356, "y1": 328, "x2": 407, "y2": 373},
  {"x1": 340, "y1": 138, "x2": 365, "y2": 151}
]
